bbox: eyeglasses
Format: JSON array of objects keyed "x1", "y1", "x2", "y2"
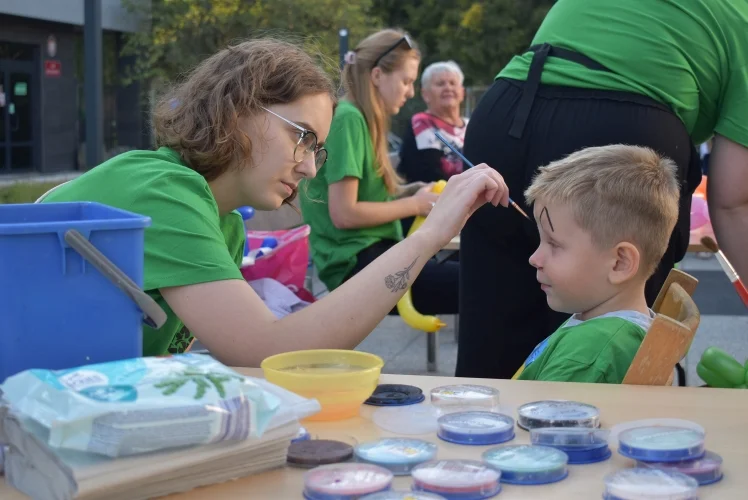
[
  {"x1": 373, "y1": 35, "x2": 414, "y2": 68},
  {"x1": 261, "y1": 107, "x2": 328, "y2": 169}
]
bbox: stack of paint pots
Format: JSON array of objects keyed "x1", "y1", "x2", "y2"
[{"x1": 604, "y1": 422, "x2": 723, "y2": 499}]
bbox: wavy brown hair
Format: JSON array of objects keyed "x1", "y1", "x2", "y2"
[
  {"x1": 153, "y1": 38, "x2": 337, "y2": 185},
  {"x1": 342, "y1": 29, "x2": 420, "y2": 194}
]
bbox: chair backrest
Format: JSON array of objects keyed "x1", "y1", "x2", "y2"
[
  {"x1": 652, "y1": 268, "x2": 698, "y2": 313},
  {"x1": 623, "y1": 276, "x2": 700, "y2": 386}
]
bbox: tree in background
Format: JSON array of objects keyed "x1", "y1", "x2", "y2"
[
  {"x1": 368, "y1": 0, "x2": 553, "y2": 135},
  {"x1": 120, "y1": 0, "x2": 375, "y2": 84},
  {"x1": 119, "y1": 0, "x2": 552, "y2": 135}
]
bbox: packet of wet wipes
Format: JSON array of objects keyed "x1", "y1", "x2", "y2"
[{"x1": 0, "y1": 354, "x2": 281, "y2": 458}]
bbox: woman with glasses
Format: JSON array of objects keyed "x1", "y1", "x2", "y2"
[
  {"x1": 302, "y1": 30, "x2": 461, "y2": 317},
  {"x1": 42, "y1": 38, "x2": 510, "y2": 367}
]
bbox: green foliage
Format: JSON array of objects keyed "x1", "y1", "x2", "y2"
[
  {"x1": 0, "y1": 182, "x2": 62, "y2": 204},
  {"x1": 120, "y1": 0, "x2": 377, "y2": 84},
  {"x1": 116, "y1": 0, "x2": 553, "y2": 135},
  {"x1": 369, "y1": 0, "x2": 554, "y2": 86}
]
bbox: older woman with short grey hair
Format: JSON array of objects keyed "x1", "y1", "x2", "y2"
[{"x1": 398, "y1": 60, "x2": 469, "y2": 184}]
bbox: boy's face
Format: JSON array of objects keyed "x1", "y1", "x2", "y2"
[{"x1": 529, "y1": 200, "x2": 618, "y2": 314}]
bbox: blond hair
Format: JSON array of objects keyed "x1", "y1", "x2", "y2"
[
  {"x1": 153, "y1": 38, "x2": 336, "y2": 183},
  {"x1": 342, "y1": 29, "x2": 420, "y2": 194},
  {"x1": 525, "y1": 145, "x2": 680, "y2": 277}
]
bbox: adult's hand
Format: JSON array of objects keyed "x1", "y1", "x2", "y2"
[
  {"x1": 417, "y1": 164, "x2": 509, "y2": 247},
  {"x1": 708, "y1": 135, "x2": 748, "y2": 282}
]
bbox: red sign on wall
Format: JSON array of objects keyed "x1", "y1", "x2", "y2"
[{"x1": 44, "y1": 60, "x2": 61, "y2": 77}]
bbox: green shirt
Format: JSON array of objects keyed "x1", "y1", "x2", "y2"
[
  {"x1": 498, "y1": 0, "x2": 748, "y2": 146},
  {"x1": 301, "y1": 100, "x2": 403, "y2": 290},
  {"x1": 44, "y1": 147, "x2": 246, "y2": 356},
  {"x1": 517, "y1": 313, "x2": 649, "y2": 384}
]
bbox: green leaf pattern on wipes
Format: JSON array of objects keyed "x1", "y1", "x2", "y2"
[{"x1": 154, "y1": 369, "x2": 242, "y2": 399}]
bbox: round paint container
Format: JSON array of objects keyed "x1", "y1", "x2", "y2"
[
  {"x1": 372, "y1": 405, "x2": 439, "y2": 436},
  {"x1": 609, "y1": 419, "x2": 704, "y2": 448},
  {"x1": 354, "y1": 438, "x2": 438, "y2": 475},
  {"x1": 517, "y1": 400, "x2": 600, "y2": 430},
  {"x1": 530, "y1": 427, "x2": 611, "y2": 464},
  {"x1": 437, "y1": 411, "x2": 515, "y2": 446},
  {"x1": 366, "y1": 384, "x2": 426, "y2": 407},
  {"x1": 636, "y1": 450, "x2": 723, "y2": 486},
  {"x1": 303, "y1": 463, "x2": 394, "y2": 500},
  {"x1": 430, "y1": 385, "x2": 500, "y2": 414},
  {"x1": 361, "y1": 491, "x2": 447, "y2": 500},
  {"x1": 603, "y1": 468, "x2": 698, "y2": 500},
  {"x1": 482, "y1": 445, "x2": 569, "y2": 485},
  {"x1": 411, "y1": 460, "x2": 501, "y2": 500},
  {"x1": 618, "y1": 426, "x2": 705, "y2": 462},
  {"x1": 293, "y1": 427, "x2": 312, "y2": 443},
  {"x1": 288, "y1": 440, "x2": 354, "y2": 469}
]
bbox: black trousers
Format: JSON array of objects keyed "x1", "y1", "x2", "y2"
[
  {"x1": 345, "y1": 239, "x2": 459, "y2": 316},
  {"x1": 456, "y1": 79, "x2": 702, "y2": 379}
]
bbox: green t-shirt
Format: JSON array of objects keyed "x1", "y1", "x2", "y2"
[
  {"x1": 44, "y1": 147, "x2": 246, "y2": 356},
  {"x1": 498, "y1": 0, "x2": 748, "y2": 146},
  {"x1": 517, "y1": 312, "x2": 650, "y2": 384},
  {"x1": 301, "y1": 100, "x2": 403, "y2": 290}
]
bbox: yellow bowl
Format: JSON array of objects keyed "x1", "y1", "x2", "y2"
[{"x1": 261, "y1": 349, "x2": 384, "y2": 421}]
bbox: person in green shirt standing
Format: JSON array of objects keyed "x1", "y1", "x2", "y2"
[
  {"x1": 42, "y1": 38, "x2": 510, "y2": 366},
  {"x1": 302, "y1": 29, "x2": 459, "y2": 315},
  {"x1": 457, "y1": 0, "x2": 748, "y2": 380}
]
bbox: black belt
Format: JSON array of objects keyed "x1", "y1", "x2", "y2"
[{"x1": 508, "y1": 43, "x2": 612, "y2": 139}]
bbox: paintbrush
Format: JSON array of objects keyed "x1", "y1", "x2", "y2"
[
  {"x1": 701, "y1": 236, "x2": 748, "y2": 308},
  {"x1": 434, "y1": 131, "x2": 530, "y2": 220}
]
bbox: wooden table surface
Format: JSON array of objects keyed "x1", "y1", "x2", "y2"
[{"x1": 3, "y1": 371, "x2": 744, "y2": 499}]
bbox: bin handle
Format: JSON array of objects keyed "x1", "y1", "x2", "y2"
[{"x1": 64, "y1": 229, "x2": 167, "y2": 329}]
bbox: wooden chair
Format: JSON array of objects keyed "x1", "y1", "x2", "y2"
[{"x1": 623, "y1": 269, "x2": 700, "y2": 386}]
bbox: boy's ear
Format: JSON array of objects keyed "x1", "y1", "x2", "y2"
[{"x1": 609, "y1": 242, "x2": 640, "y2": 285}]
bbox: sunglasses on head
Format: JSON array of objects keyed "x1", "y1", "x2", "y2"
[{"x1": 373, "y1": 35, "x2": 413, "y2": 68}]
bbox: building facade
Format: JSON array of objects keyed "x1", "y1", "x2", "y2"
[{"x1": 0, "y1": 0, "x2": 148, "y2": 174}]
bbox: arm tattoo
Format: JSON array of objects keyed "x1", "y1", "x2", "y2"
[{"x1": 384, "y1": 258, "x2": 418, "y2": 293}]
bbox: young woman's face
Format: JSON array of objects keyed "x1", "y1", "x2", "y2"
[
  {"x1": 238, "y1": 93, "x2": 333, "y2": 210},
  {"x1": 373, "y1": 56, "x2": 419, "y2": 116}
]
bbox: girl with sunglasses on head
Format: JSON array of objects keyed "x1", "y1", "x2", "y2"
[
  {"x1": 302, "y1": 29, "x2": 461, "y2": 317},
  {"x1": 43, "y1": 38, "x2": 510, "y2": 367}
]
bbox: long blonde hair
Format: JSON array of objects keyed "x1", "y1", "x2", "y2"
[{"x1": 342, "y1": 29, "x2": 420, "y2": 193}]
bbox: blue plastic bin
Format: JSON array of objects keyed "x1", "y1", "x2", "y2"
[{"x1": 0, "y1": 202, "x2": 151, "y2": 382}]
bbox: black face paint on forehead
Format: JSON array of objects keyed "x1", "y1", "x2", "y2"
[{"x1": 540, "y1": 206, "x2": 555, "y2": 232}]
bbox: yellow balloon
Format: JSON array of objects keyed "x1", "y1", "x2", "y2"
[{"x1": 396, "y1": 180, "x2": 449, "y2": 332}]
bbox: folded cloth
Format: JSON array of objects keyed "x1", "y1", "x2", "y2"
[
  {"x1": 249, "y1": 278, "x2": 310, "y2": 318},
  {"x1": 1, "y1": 408, "x2": 298, "y2": 500}
]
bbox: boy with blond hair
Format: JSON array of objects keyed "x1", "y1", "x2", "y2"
[{"x1": 514, "y1": 145, "x2": 680, "y2": 383}]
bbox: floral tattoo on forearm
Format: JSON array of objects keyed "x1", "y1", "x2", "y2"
[{"x1": 385, "y1": 258, "x2": 418, "y2": 292}]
